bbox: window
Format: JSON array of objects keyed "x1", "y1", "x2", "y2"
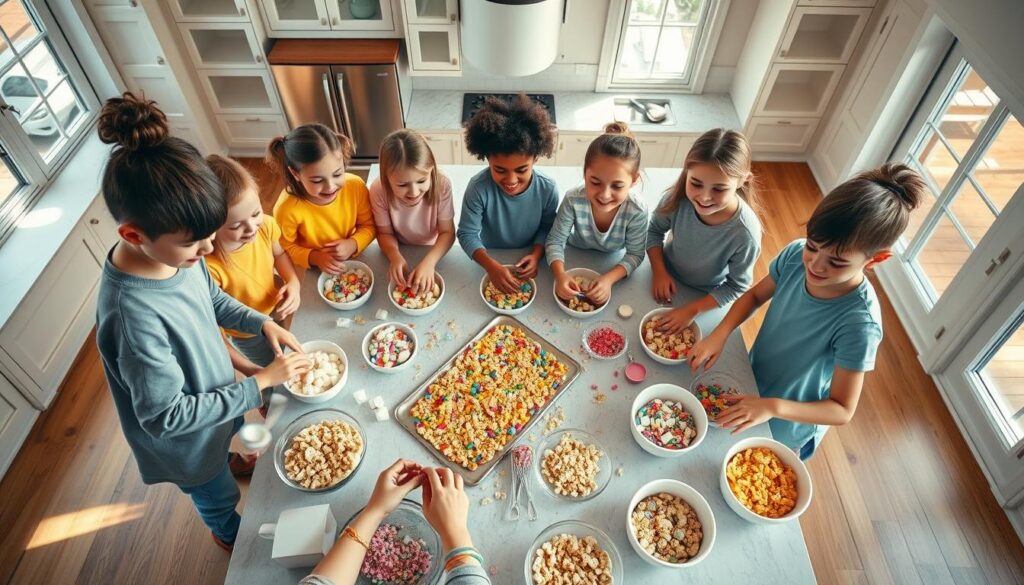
[
  {"x1": 597, "y1": 0, "x2": 726, "y2": 92},
  {"x1": 0, "y1": 0, "x2": 100, "y2": 245}
]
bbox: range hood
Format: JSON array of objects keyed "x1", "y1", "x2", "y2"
[{"x1": 460, "y1": 0, "x2": 563, "y2": 77}]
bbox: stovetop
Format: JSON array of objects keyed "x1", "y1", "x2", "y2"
[{"x1": 461, "y1": 93, "x2": 556, "y2": 124}]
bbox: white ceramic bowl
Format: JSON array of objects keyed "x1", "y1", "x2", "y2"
[
  {"x1": 524, "y1": 520, "x2": 623, "y2": 585},
  {"x1": 317, "y1": 260, "x2": 374, "y2": 310},
  {"x1": 638, "y1": 307, "x2": 702, "y2": 366},
  {"x1": 720, "y1": 436, "x2": 813, "y2": 524},
  {"x1": 553, "y1": 267, "x2": 608, "y2": 318},
  {"x1": 627, "y1": 478, "x2": 716, "y2": 568},
  {"x1": 479, "y1": 266, "x2": 536, "y2": 316},
  {"x1": 361, "y1": 322, "x2": 418, "y2": 374},
  {"x1": 283, "y1": 340, "x2": 348, "y2": 404},
  {"x1": 387, "y1": 272, "x2": 445, "y2": 316},
  {"x1": 629, "y1": 383, "x2": 708, "y2": 457}
]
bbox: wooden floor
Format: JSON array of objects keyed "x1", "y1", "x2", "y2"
[{"x1": 0, "y1": 162, "x2": 1021, "y2": 585}]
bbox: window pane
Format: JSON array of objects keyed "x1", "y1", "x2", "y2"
[
  {"x1": 0, "y1": 151, "x2": 24, "y2": 209},
  {"x1": 0, "y1": 62, "x2": 41, "y2": 123},
  {"x1": 24, "y1": 106, "x2": 62, "y2": 158},
  {"x1": 665, "y1": 0, "x2": 703, "y2": 24},
  {"x1": 973, "y1": 113, "x2": 1024, "y2": 212},
  {"x1": 916, "y1": 133, "x2": 957, "y2": 193},
  {"x1": 0, "y1": 0, "x2": 41, "y2": 71},
  {"x1": 913, "y1": 211, "x2": 972, "y2": 298},
  {"x1": 653, "y1": 25, "x2": 694, "y2": 75},
  {"x1": 976, "y1": 319, "x2": 1024, "y2": 444},
  {"x1": 22, "y1": 41, "x2": 64, "y2": 98},
  {"x1": 617, "y1": 26, "x2": 659, "y2": 78},
  {"x1": 629, "y1": 0, "x2": 665, "y2": 23},
  {"x1": 901, "y1": 172, "x2": 935, "y2": 245},
  {"x1": 938, "y1": 68, "x2": 999, "y2": 159},
  {"x1": 947, "y1": 180, "x2": 996, "y2": 246},
  {"x1": 45, "y1": 79, "x2": 83, "y2": 135}
]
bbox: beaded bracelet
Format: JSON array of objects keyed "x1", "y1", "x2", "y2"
[
  {"x1": 444, "y1": 546, "x2": 481, "y2": 562},
  {"x1": 444, "y1": 554, "x2": 482, "y2": 572},
  {"x1": 341, "y1": 526, "x2": 369, "y2": 550}
]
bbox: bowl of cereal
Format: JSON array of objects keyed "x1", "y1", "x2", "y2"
[
  {"x1": 318, "y1": 261, "x2": 374, "y2": 310},
  {"x1": 629, "y1": 383, "x2": 708, "y2": 457},
  {"x1": 691, "y1": 370, "x2": 744, "y2": 427},
  {"x1": 581, "y1": 321, "x2": 628, "y2": 361},
  {"x1": 720, "y1": 437, "x2": 812, "y2": 524},
  {"x1": 627, "y1": 479, "x2": 716, "y2": 568},
  {"x1": 535, "y1": 428, "x2": 611, "y2": 502},
  {"x1": 553, "y1": 267, "x2": 607, "y2": 318},
  {"x1": 525, "y1": 520, "x2": 622, "y2": 585},
  {"x1": 283, "y1": 340, "x2": 348, "y2": 404},
  {"x1": 639, "y1": 307, "x2": 701, "y2": 365},
  {"x1": 479, "y1": 266, "x2": 536, "y2": 316},
  {"x1": 274, "y1": 408, "x2": 365, "y2": 493},
  {"x1": 345, "y1": 499, "x2": 442, "y2": 585},
  {"x1": 362, "y1": 322, "x2": 417, "y2": 373},
  {"x1": 388, "y1": 273, "x2": 445, "y2": 317}
]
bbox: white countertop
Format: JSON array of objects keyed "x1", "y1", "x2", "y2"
[
  {"x1": 225, "y1": 165, "x2": 815, "y2": 585},
  {"x1": 406, "y1": 90, "x2": 741, "y2": 134}
]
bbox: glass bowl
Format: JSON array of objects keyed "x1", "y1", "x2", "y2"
[
  {"x1": 534, "y1": 428, "x2": 612, "y2": 502},
  {"x1": 273, "y1": 408, "x2": 366, "y2": 493},
  {"x1": 581, "y1": 321, "x2": 628, "y2": 360},
  {"x1": 345, "y1": 499, "x2": 443, "y2": 585},
  {"x1": 691, "y1": 370, "x2": 745, "y2": 426},
  {"x1": 524, "y1": 519, "x2": 623, "y2": 585}
]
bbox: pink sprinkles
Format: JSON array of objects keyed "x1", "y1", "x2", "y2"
[
  {"x1": 586, "y1": 327, "x2": 625, "y2": 358},
  {"x1": 359, "y1": 523, "x2": 432, "y2": 584}
]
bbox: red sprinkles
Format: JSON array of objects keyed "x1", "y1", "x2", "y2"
[{"x1": 586, "y1": 326, "x2": 626, "y2": 358}]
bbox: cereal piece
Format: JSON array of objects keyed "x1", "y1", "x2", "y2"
[
  {"x1": 392, "y1": 281, "x2": 442, "y2": 310},
  {"x1": 641, "y1": 317, "x2": 696, "y2": 360},
  {"x1": 634, "y1": 398, "x2": 697, "y2": 449},
  {"x1": 630, "y1": 492, "x2": 703, "y2": 563},
  {"x1": 373, "y1": 407, "x2": 390, "y2": 422},
  {"x1": 531, "y1": 533, "x2": 613, "y2": 584},
  {"x1": 480, "y1": 497, "x2": 493, "y2": 506},
  {"x1": 617, "y1": 304, "x2": 633, "y2": 319},
  {"x1": 322, "y1": 268, "x2": 371, "y2": 304},
  {"x1": 366, "y1": 325, "x2": 414, "y2": 369},
  {"x1": 585, "y1": 326, "x2": 625, "y2": 358},
  {"x1": 352, "y1": 389, "x2": 368, "y2": 404},
  {"x1": 374, "y1": 308, "x2": 389, "y2": 321},
  {"x1": 282, "y1": 420, "x2": 363, "y2": 490},
  {"x1": 285, "y1": 351, "x2": 344, "y2": 396},
  {"x1": 694, "y1": 381, "x2": 741, "y2": 421},
  {"x1": 541, "y1": 433, "x2": 603, "y2": 498},
  {"x1": 483, "y1": 280, "x2": 534, "y2": 310},
  {"x1": 335, "y1": 317, "x2": 352, "y2": 328},
  {"x1": 359, "y1": 523, "x2": 432, "y2": 584},
  {"x1": 726, "y1": 447, "x2": 798, "y2": 518}
]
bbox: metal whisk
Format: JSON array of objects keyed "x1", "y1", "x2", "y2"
[{"x1": 506, "y1": 444, "x2": 537, "y2": 521}]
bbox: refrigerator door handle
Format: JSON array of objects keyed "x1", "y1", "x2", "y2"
[
  {"x1": 321, "y1": 73, "x2": 342, "y2": 132},
  {"x1": 335, "y1": 73, "x2": 355, "y2": 141}
]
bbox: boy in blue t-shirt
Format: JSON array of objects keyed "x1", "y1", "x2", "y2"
[{"x1": 688, "y1": 163, "x2": 925, "y2": 459}]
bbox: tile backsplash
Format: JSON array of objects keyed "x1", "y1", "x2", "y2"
[{"x1": 411, "y1": 62, "x2": 599, "y2": 92}]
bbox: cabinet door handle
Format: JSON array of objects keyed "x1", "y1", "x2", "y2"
[
  {"x1": 450, "y1": 13, "x2": 456, "y2": 22},
  {"x1": 332, "y1": 17, "x2": 338, "y2": 25},
  {"x1": 89, "y1": 218, "x2": 99, "y2": 225},
  {"x1": 129, "y1": 0, "x2": 137, "y2": 6},
  {"x1": 879, "y1": 16, "x2": 890, "y2": 36},
  {"x1": 451, "y1": 58, "x2": 458, "y2": 65},
  {"x1": 320, "y1": 17, "x2": 327, "y2": 25},
  {"x1": 776, "y1": 120, "x2": 792, "y2": 125},
  {"x1": 156, "y1": 56, "x2": 165, "y2": 65},
  {"x1": 984, "y1": 248, "x2": 1011, "y2": 275},
  {"x1": 245, "y1": 116, "x2": 260, "y2": 122},
  {"x1": 239, "y1": 6, "x2": 246, "y2": 16},
  {"x1": 255, "y1": 54, "x2": 263, "y2": 63}
]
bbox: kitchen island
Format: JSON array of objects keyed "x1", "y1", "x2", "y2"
[{"x1": 225, "y1": 165, "x2": 816, "y2": 585}]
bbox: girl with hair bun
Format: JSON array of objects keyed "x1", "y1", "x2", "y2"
[
  {"x1": 94, "y1": 93, "x2": 309, "y2": 552},
  {"x1": 545, "y1": 121, "x2": 649, "y2": 306}
]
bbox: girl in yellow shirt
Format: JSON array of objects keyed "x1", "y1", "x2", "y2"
[
  {"x1": 268, "y1": 123, "x2": 376, "y2": 274},
  {"x1": 206, "y1": 155, "x2": 301, "y2": 374}
]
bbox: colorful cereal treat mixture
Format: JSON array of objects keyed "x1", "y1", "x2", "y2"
[
  {"x1": 630, "y1": 493, "x2": 703, "y2": 563},
  {"x1": 540, "y1": 433, "x2": 603, "y2": 497},
  {"x1": 286, "y1": 351, "x2": 344, "y2": 396},
  {"x1": 531, "y1": 534, "x2": 613, "y2": 584},
  {"x1": 484, "y1": 280, "x2": 534, "y2": 310},
  {"x1": 726, "y1": 447, "x2": 798, "y2": 518},
  {"x1": 282, "y1": 420, "x2": 363, "y2": 490},
  {"x1": 561, "y1": 276, "x2": 602, "y2": 312},
  {"x1": 641, "y1": 317, "x2": 696, "y2": 360},
  {"x1": 323, "y1": 268, "x2": 371, "y2": 303},
  {"x1": 585, "y1": 326, "x2": 625, "y2": 358},
  {"x1": 367, "y1": 325, "x2": 414, "y2": 368},
  {"x1": 409, "y1": 325, "x2": 569, "y2": 471},
  {"x1": 392, "y1": 281, "x2": 442, "y2": 310},
  {"x1": 693, "y1": 381, "x2": 741, "y2": 421},
  {"x1": 634, "y1": 398, "x2": 697, "y2": 449},
  {"x1": 359, "y1": 523, "x2": 433, "y2": 585}
]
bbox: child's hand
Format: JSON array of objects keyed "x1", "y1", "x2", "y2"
[
  {"x1": 716, "y1": 395, "x2": 775, "y2": 434},
  {"x1": 273, "y1": 280, "x2": 301, "y2": 321},
  {"x1": 651, "y1": 271, "x2": 676, "y2": 304},
  {"x1": 408, "y1": 262, "x2": 436, "y2": 297},
  {"x1": 586, "y1": 275, "x2": 613, "y2": 306},
  {"x1": 487, "y1": 264, "x2": 521, "y2": 294},
  {"x1": 325, "y1": 238, "x2": 358, "y2": 261},
  {"x1": 553, "y1": 273, "x2": 580, "y2": 301},
  {"x1": 421, "y1": 467, "x2": 472, "y2": 550},
  {"x1": 389, "y1": 257, "x2": 409, "y2": 289},
  {"x1": 253, "y1": 351, "x2": 310, "y2": 390},
  {"x1": 365, "y1": 459, "x2": 424, "y2": 520},
  {"x1": 688, "y1": 330, "x2": 726, "y2": 372},
  {"x1": 262, "y1": 321, "x2": 303, "y2": 356},
  {"x1": 657, "y1": 305, "x2": 698, "y2": 335},
  {"x1": 310, "y1": 249, "x2": 345, "y2": 275},
  {"x1": 514, "y1": 254, "x2": 539, "y2": 280}
]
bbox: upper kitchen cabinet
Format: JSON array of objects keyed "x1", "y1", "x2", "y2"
[
  {"x1": 777, "y1": 7, "x2": 871, "y2": 64},
  {"x1": 167, "y1": 0, "x2": 252, "y2": 22},
  {"x1": 260, "y1": 0, "x2": 400, "y2": 37},
  {"x1": 400, "y1": 0, "x2": 460, "y2": 75},
  {"x1": 178, "y1": 23, "x2": 265, "y2": 68}
]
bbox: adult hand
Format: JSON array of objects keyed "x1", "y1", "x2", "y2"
[
  {"x1": 420, "y1": 467, "x2": 471, "y2": 551},
  {"x1": 365, "y1": 459, "x2": 424, "y2": 520}
]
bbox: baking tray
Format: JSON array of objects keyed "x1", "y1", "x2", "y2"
[{"x1": 394, "y1": 315, "x2": 581, "y2": 485}]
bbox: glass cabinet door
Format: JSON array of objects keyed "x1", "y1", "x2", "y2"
[
  {"x1": 403, "y1": 0, "x2": 456, "y2": 25},
  {"x1": 325, "y1": 0, "x2": 395, "y2": 31},
  {"x1": 261, "y1": 0, "x2": 330, "y2": 30}
]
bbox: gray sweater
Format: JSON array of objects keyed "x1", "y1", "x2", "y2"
[
  {"x1": 646, "y1": 195, "x2": 762, "y2": 305},
  {"x1": 298, "y1": 564, "x2": 492, "y2": 585},
  {"x1": 95, "y1": 254, "x2": 269, "y2": 488}
]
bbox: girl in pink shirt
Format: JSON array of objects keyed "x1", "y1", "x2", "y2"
[{"x1": 369, "y1": 129, "x2": 456, "y2": 295}]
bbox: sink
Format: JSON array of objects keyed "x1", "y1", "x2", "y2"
[{"x1": 612, "y1": 98, "x2": 676, "y2": 126}]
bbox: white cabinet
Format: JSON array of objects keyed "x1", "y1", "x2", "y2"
[
  {"x1": 0, "y1": 223, "x2": 102, "y2": 409},
  {"x1": 778, "y1": 7, "x2": 871, "y2": 63},
  {"x1": 753, "y1": 63, "x2": 845, "y2": 117},
  {"x1": 199, "y1": 69, "x2": 279, "y2": 114},
  {"x1": 636, "y1": 135, "x2": 681, "y2": 168},
  {"x1": 748, "y1": 117, "x2": 820, "y2": 152},
  {"x1": 167, "y1": 0, "x2": 251, "y2": 21},
  {"x1": 178, "y1": 22, "x2": 265, "y2": 68},
  {"x1": 325, "y1": 0, "x2": 395, "y2": 31},
  {"x1": 86, "y1": 5, "x2": 165, "y2": 66},
  {"x1": 407, "y1": 25, "x2": 460, "y2": 72},
  {"x1": 554, "y1": 131, "x2": 686, "y2": 168},
  {"x1": 83, "y1": 194, "x2": 119, "y2": 261},
  {"x1": 421, "y1": 131, "x2": 463, "y2": 165},
  {"x1": 798, "y1": 0, "x2": 875, "y2": 6},
  {"x1": 403, "y1": 0, "x2": 457, "y2": 24},
  {"x1": 0, "y1": 372, "x2": 38, "y2": 479},
  {"x1": 554, "y1": 131, "x2": 600, "y2": 167},
  {"x1": 260, "y1": 0, "x2": 399, "y2": 36},
  {"x1": 216, "y1": 114, "x2": 289, "y2": 150},
  {"x1": 261, "y1": 0, "x2": 330, "y2": 30}
]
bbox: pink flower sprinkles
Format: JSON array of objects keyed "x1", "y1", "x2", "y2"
[{"x1": 359, "y1": 523, "x2": 433, "y2": 584}]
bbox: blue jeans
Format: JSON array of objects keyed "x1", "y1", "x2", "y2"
[
  {"x1": 798, "y1": 438, "x2": 816, "y2": 461},
  {"x1": 179, "y1": 456, "x2": 241, "y2": 544},
  {"x1": 230, "y1": 332, "x2": 277, "y2": 368}
]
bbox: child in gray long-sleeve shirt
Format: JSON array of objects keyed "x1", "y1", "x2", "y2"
[
  {"x1": 647, "y1": 128, "x2": 763, "y2": 334},
  {"x1": 94, "y1": 93, "x2": 309, "y2": 551}
]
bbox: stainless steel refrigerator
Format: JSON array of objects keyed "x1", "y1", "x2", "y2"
[{"x1": 270, "y1": 63, "x2": 409, "y2": 163}]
